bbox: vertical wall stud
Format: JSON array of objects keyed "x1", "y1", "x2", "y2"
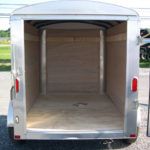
[
  {"x1": 41, "y1": 29, "x2": 47, "y2": 95},
  {"x1": 100, "y1": 30, "x2": 105, "y2": 94}
]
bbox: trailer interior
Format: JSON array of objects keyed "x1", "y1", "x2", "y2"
[{"x1": 24, "y1": 20, "x2": 127, "y2": 131}]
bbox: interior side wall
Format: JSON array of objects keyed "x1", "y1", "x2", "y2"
[
  {"x1": 25, "y1": 23, "x2": 40, "y2": 112},
  {"x1": 46, "y1": 29, "x2": 100, "y2": 94},
  {"x1": 106, "y1": 22, "x2": 127, "y2": 115}
]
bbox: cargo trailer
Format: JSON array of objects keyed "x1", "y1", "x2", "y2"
[{"x1": 7, "y1": 0, "x2": 141, "y2": 142}]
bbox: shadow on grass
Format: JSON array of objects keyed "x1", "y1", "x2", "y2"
[
  {"x1": 0, "y1": 59, "x2": 11, "y2": 63},
  {"x1": 0, "y1": 59, "x2": 11, "y2": 71},
  {"x1": 140, "y1": 60, "x2": 150, "y2": 68},
  {"x1": 0, "y1": 65, "x2": 11, "y2": 71}
]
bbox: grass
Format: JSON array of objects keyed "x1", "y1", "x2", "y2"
[
  {"x1": 0, "y1": 45, "x2": 11, "y2": 71},
  {"x1": 140, "y1": 60, "x2": 150, "y2": 68},
  {"x1": 0, "y1": 45, "x2": 11, "y2": 59},
  {"x1": 0, "y1": 40, "x2": 10, "y2": 45}
]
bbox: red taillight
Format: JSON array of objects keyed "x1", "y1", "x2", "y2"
[
  {"x1": 14, "y1": 135, "x2": 21, "y2": 140},
  {"x1": 15, "y1": 78, "x2": 19, "y2": 93},
  {"x1": 130, "y1": 133, "x2": 137, "y2": 138},
  {"x1": 131, "y1": 77, "x2": 138, "y2": 92}
]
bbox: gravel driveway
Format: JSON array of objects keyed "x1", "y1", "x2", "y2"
[{"x1": 0, "y1": 69, "x2": 149, "y2": 150}]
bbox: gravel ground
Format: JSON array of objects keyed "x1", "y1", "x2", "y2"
[{"x1": 0, "y1": 69, "x2": 149, "y2": 150}]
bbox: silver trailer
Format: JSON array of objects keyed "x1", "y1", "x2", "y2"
[{"x1": 7, "y1": 0, "x2": 141, "y2": 142}]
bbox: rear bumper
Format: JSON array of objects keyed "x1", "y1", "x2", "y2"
[{"x1": 19, "y1": 129, "x2": 136, "y2": 140}]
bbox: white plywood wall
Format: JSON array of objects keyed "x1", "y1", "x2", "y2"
[
  {"x1": 46, "y1": 29, "x2": 100, "y2": 94},
  {"x1": 106, "y1": 22, "x2": 127, "y2": 115},
  {"x1": 25, "y1": 23, "x2": 40, "y2": 112}
]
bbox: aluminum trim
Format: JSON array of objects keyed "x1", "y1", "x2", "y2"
[
  {"x1": 124, "y1": 20, "x2": 140, "y2": 136},
  {"x1": 11, "y1": 15, "x2": 138, "y2": 22},
  {"x1": 11, "y1": 19, "x2": 26, "y2": 138},
  {"x1": 7, "y1": 101, "x2": 14, "y2": 127},
  {"x1": 25, "y1": 129, "x2": 125, "y2": 140},
  {"x1": 27, "y1": 128, "x2": 123, "y2": 133}
]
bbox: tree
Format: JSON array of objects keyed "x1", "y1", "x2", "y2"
[{"x1": 0, "y1": 28, "x2": 10, "y2": 37}]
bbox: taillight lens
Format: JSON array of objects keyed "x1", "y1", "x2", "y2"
[
  {"x1": 14, "y1": 135, "x2": 21, "y2": 140},
  {"x1": 131, "y1": 77, "x2": 138, "y2": 92},
  {"x1": 130, "y1": 133, "x2": 137, "y2": 138},
  {"x1": 15, "y1": 78, "x2": 19, "y2": 93}
]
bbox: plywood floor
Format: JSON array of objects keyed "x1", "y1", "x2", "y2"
[{"x1": 27, "y1": 95, "x2": 124, "y2": 131}]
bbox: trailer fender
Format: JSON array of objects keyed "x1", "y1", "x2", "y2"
[{"x1": 7, "y1": 101, "x2": 14, "y2": 127}]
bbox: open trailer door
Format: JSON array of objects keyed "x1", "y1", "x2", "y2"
[{"x1": 147, "y1": 72, "x2": 150, "y2": 136}]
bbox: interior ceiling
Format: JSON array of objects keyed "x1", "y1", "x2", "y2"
[{"x1": 26, "y1": 20, "x2": 122, "y2": 29}]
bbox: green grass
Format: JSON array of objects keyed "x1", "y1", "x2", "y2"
[
  {"x1": 0, "y1": 40, "x2": 10, "y2": 45},
  {"x1": 0, "y1": 45, "x2": 11, "y2": 71},
  {"x1": 0, "y1": 45, "x2": 11, "y2": 59},
  {"x1": 140, "y1": 60, "x2": 150, "y2": 68}
]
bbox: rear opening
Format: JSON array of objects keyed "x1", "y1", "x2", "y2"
[{"x1": 24, "y1": 20, "x2": 127, "y2": 131}]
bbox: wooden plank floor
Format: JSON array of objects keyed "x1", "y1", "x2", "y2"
[{"x1": 27, "y1": 94, "x2": 124, "y2": 131}]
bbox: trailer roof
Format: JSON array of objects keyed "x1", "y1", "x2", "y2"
[{"x1": 12, "y1": 0, "x2": 138, "y2": 16}]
